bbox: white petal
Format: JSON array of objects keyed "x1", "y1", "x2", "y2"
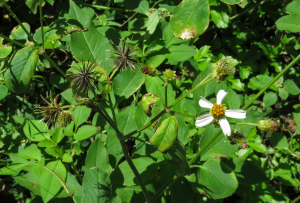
[
  {"x1": 195, "y1": 114, "x2": 214, "y2": 127},
  {"x1": 219, "y1": 118, "x2": 231, "y2": 136},
  {"x1": 216, "y1": 89, "x2": 228, "y2": 104},
  {"x1": 225, "y1": 109, "x2": 247, "y2": 119},
  {"x1": 199, "y1": 97, "x2": 213, "y2": 109}
]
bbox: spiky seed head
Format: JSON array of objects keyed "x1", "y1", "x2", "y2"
[
  {"x1": 211, "y1": 56, "x2": 236, "y2": 83},
  {"x1": 57, "y1": 111, "x2": 73, "y2": 127},
  {"x1": 258, "y1": 119, "x2": 274, "y2": 131}
]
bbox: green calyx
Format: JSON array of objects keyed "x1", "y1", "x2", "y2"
[
  {"x1": 141, "y1": 93, "x2": 162, "y2": 116},
  {"x1": 257, "y1": 119, "x2": 274, "y2": 131},
  {"x1": 211, "y1": 56, "x2": 236, "y2": 83}
]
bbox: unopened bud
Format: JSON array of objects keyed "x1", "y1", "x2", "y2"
[
  {"x1": 164, "y1": 69, "x2": 176, "y2": 80},
  {"x1": 57, "y1": 111, "x2": 73, "y2": 127},
  {"x1": 141, "y1": 66, "x2": 158, "y2": 77},
  {"x1": 141, "y1": 93, "x2": 162, "y2": 116},
  {"x1": 258, "y1": 119, "x2": 274, "y2": 131},
  {"x1": 211, "y1": 56, "x2": 236, "y2": 83}
]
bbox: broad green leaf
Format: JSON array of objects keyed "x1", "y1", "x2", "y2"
[
  {"x1": 110, "y1": 156, "x2": 158, "y2": 186},
  {"x1": 56, "y1": 172, "x2": 82, "y2": 197},
  {"x1": 4, "y1": 46, "x2": 38, "y2": 94},
  {"x1": 74, "y1": 125, "x2": 96, "y2": 141},
  {"x1": 0, "y1": 84, "x2": 8, "y2": 100},
  {"x1": 174, "y1": 114, "x2": 189, "y2": 144},
  {"x1": 170, "y1": 0, "x2": 210, "y2": 39},
  {"x1": 269, "y1": 132, "x2": 289, "y2": 149},
  {"x1": 116, "y1": 185, "x2": 155, "y2": 203},
  {"x1": 276, "y1": 15, "x2": 300, "y2": 33},
  {"x1": 170, "y1": 177, "x2": 194, "y2": 203},
  {"x1": 81, "y1": 168, "x2": 112, "y2": 203},
  {"x1": 166, "y1": 44, "x2": 197, "y2": 62},
  {"x1": 0, "y1": 163, "x2": 32, "y2": 175},
  {"x1": 69, "y1": 1, "x2": 114, "y2": 74},
  {"x1": 168, "y1": 142, "x2": 190, "y2": 176},
  {"x1": 72, "y1": 106, "x2": 91, "y2": 131},
  {"x1": 150, "y1": 115, "x2": 178, "y2": 153},
  {"x1": 11, "y1": 23, "x2": 31, "y2": 40},
  {"x1": 162, "y1": 22, "x2": 183, "y2": 48},
  {"x1": 198, "y1": 159, "x2": 238, "y2": 199},
  {"x1": 278, "y1": 87, "x2": 289, "y2": 100},
  {"x1": 14, "y1": 172, "x2": 41, "y2": 195},
  {"x1": 40, "y1": 160, "x2": 67, "y2": 203},
  {"x1": 274, "y1": 163, "x2": 300, "y2": 187},
  {"x1": 211, "y1": 7, "x2": 230, "y2": 28},
  {"x1": 283, "y1": 79, "x2": 300, "y2": 95},
  {"x1": 115, "y1": 0, "x2": 149, "y2": 15},
  {"x1": 0, "y1": 37, "x2": 12, "y2": 58},
  {"x1": 62, "y1": 154, "x2": 73, "y2": 163},
  {"x1": 263, "y1": 92, "x2": 277, "y2": 106},
  {"x1": 220, "y1": 0, "x2": 242, "y2": 4},
  {"x1": 228, "y1": 78, "x2": 245, "y2": 91},
  {"x1": 248, "y1": 75, "x2": 277, "y2": 92},
  {"x1": 194, "y1": 45, "x2": 211, "y2": 61},
  {"x1": 18, "y1": 145, "x2": 42, "y2": 160},
  {"x1": 147, "y1": 10, "x2": 159, "y2": 34},
  {"x1": 287, "y1": 0, "x2": 300, "y2": 15},
  {"x1": 248, "y1": 143, "x2": 267, "y2": 153},
  {"x1": 52, "y1": 126, "x2": 65, "y2": 144},
  {"x1": 25, "y1": 0, "x2": 45, "y2": 14},
  {"x1": 49, "y1": 74, "x2": 69, "y2": 90},
  {"x1": 145, "y1": 76, "x2": 175, "y2": 105},
  {"x1": 38, "y1": 139, "x2": 56, "y2": 148},
  {"x1": 199, "y1": 125, "x2": 239, "y2": 161},
  {"x1": 225, "y1": 157, "x2": 269, "y2": 185},
  {"x1": 23, "y1": 120, "x2": 49, "y2": 142},
  {"x1": 85, "y1": 138, "x2": 110, "y2": 172},
  {"x1": 113, "y1": 68, "x2": 145, "y2": 103},
  {"x1": 173, "y1": 97, "x2": 197, "y2": 122},
  {"x1": 145, "y1": 55, "x2": 166, "y2": 68}
]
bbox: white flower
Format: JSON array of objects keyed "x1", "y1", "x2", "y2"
[{"x1": 195, "y1": 89, "x2": 246, "y2": 136}]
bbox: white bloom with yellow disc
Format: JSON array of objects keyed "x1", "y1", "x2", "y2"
[{"x1": 195, "y1": 89, "x2": 247, "y2": 136}]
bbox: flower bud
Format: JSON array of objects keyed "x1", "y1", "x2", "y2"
[
  {"x1": 141, "y1": 66, "x2": 158, "y2": 77},
  {"x1": 57, "y1": 111, "x2": 73, "y2": 127},
  {"x1": 164, "y1": 69, "x2": 176, "y2": 81},
  {"x1": 211, "y1": 56, "x2": 236, "y2": 82},
  {"x1": 141, "y1": 93, "x2": 162, "y2": 116},
  {"x1": 258, "y1": 119, "x2": 274, "y2": 131}
]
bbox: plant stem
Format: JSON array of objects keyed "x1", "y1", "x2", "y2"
[
  {"x1": 119, "y1": 139, "x2": 152, "y2": 202},
  {"x1": 168, "y1": 75, "x2": 212, "y2": 109},
  {"x1": 291, "y1": 195, "x2": 300, "y2": 203},
  {"x1": 0, "y1": 33, "x2": 25, "y2": 48},
  {"x1": 151, "y1": 177, "x2": 177, "y2": 202},
  {"x1": 121, "y1": 109, "x2": 167, "y2": 140},
  {"x1": 188, "y1": 130, "x2": 222, "y2": 165},
  {"x1": 75, "y1": 0, "x2": 133, "y2": 12},
  {"x1": 165, "y1": 83, "x2": 168, "y2": 107},
  {"x1": 42, "y1": 53, "x2": 66, "y2": 78},
  {"x1": 134, "y1": 86, "x2": 142, "y2": 105},
  {"x1": 110, "y1": 67, "x2": 119, "y2": 78},
  {"x1": 39, "y1": 0, "x2": 45, "y2": 50},
  {"x1": 232, "y1": 122, "x2": 258, "y2": 126},
  {"x1": 4, "y1": 2, "x2": 38, "y2": 45},
  {"x1": 171, "y1": 111, "x2": 196, "y2": 118},
  {"x1": 62, "y1": 100, "x2": 90, "y2": 109},
  {"x1": 243, "y1": 53, "x2": 300, "y2": 110},
  {"x1": 32, "y1": 75, "x2": 50, "y2": 91}
]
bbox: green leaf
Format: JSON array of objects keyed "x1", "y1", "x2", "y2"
[
  {"x1": 40, "y1": 160, "x2": 67, "y2": 203},
  {"x1": 168, "y1": 142, "x2": 190, "y2": 177},
  {"x1": 278, "y1": 87, "x2": 289, "y2": 100},
  {"x1": 287, "y1": 0, "x2": 300, "y2": 15},
  {"x1": 116, "y1": 185, "x2": 155, "y2": 203},
  {"x1": 69, "y1": 1, "x2": 114, "y2": 74},
  {"x1": 276, "y1": 15, "x2": 300, "y2": 33},
  {"x1": 248, "y1": 75, "x2": 277, "y2": 92},
  {"x1": 49, "y1": 74, "x2": 69, "y2": 90},
  {"x1": 166, "y1": 44, "x2": 197, "y2": 62},
  {"x1": 11, "y1": 23, "x2": 31, "y2": 40},
  {"x1": 110, "y1": 156, "x2": 158, "y2": 186},
  {"x1": 248, "y1": 143, "x2": 267, "y2": 153},
  {"x1": 4, "y1": 46, "x2": 38, "y2": 94},
  {"x1": 0, "y1": 37, "x2": 12, "y2": 58},
  {"x1": 147, "y1": 10, "x2": 159, "y2": 34},
  {"x1": 150, "y1": 115, "x2": 178, "y2": 153},
  {"x1": 220, "y1": 0, "x2": 242, "y2": 4},
  {"x1": 269, "y1": 132, "x2": 289, "y2": 149},
  {"x1": 18, "y1": 145, "x2": 42, "y2": 160},
  {"x1": 198, "y1": 159, "x2": 238, "y2": 199},
  {"x1": 14, "y1": 172, "x2": 41, "y2": 195},
  {"x1": 170, "y1": 0, "x2": 210, "y2": 39},
  {"x1": 56, "y1": 172, "x2": 82, "y2": 197},
  {"x1": 113, "y1": 68, "x2": 145, "y2": 103},
  {"x1": 52, "y1": 127, "x2": 65, "y2": 144},
  {"x1": 170, "y1": 177, "x2": 194, "y2": 203},
  {"x1": 199, "y1": 125, "x2": 239, "y2": 161},
  {"x1": 0, "y1": 84, "x2": 8, "y2": 100},
  {"x1": 0, "y1": 163, "x2": 32, "y2": 175},
  {"x1": 38, "y1": 139, "x2": 56, "y2": 147},
  {"x1": 225, "y1": 157, "x2": 269, "y2": 185},
  {"x1": 263, "y1": 92, "x2": 277, "y2": 106},
  {"x1": 211, "y1": 7, "x2": 230, "y2": 28},
  {"x1": 25, "y1": 0, "x2": 45, "y2": 14},
  {"x1": 23, "y1": 120, "x2": 49, "y2": 142},
  {"x1": 72, "y1": 106, "x2": 91, "y2": 131},
  {"x1": 74, "y1": 125, "x2": 96, "y2": 141},
  {"x1": 145, "y1": 55, "x2": 166, "y2": 68},
  {"x1": 85, "y1": 138, "x2": 110, "y2": 172},
  {"x1": 81, "y1": 168, "x2": 111, "y2": 203},
  {"x1": 62, "y1": 153, "x2": 73, "y2": 163},
  {"x1": 162, "y1": 22, "x2": 183, "y2": 48},
  {"x1": 283, "y1": 79, "x2": 300, "y2": 95},
  {"x1": 228, "y1": 78, "x2": 245, "y2": 91}
]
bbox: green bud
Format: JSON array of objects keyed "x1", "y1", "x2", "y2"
[
  {"x1": 57, "y1": 111, "x2": 73, "y2": 127},
  {"x1": 141, "y1": 93, "x2": 162, "y2": 116},
  {"x1": 164, "y1": 69, "x2": 176, "y2": 80},
  {"x1": 211, "y1": 56, "x2": 236, "y2": 83},
  {"x1": 258, "y1": 119, "x2": 274, "y2": 131}
]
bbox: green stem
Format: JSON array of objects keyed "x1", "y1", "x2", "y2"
[
  {"x1": 165, "y1": 83, "x2": 168, "y2": 107},
  {"x1": 243, "y1": 53, "x2": 300, "y2": 110},
  {"x1": 42, "y1": 53, "x2": 66, "y2": 79},
  {"x1": 108, "y1": 94, "x2": 117, "y2": 123},
  {"x1": 171, "y1": 111, "x2": 196, "y2": 118},
  {"x1": 110, "y1": 67, "x2": 119, "y2": 79},
  {"x1": 0, "y1": 33, "x2": 25, "y2": 48},
  {"x1": 158, "y1": 74, "x2": 166, "y2": 83},
  {"x1": 4, "y1": 2, "x2": 38, "y2": 45},
  {"x1": 291, "y1": 195, "x2": 300, "y2": 203},
  {"x1": 134, "y1": 86, "x2": 142, "y2": 106},
  {"x1": 151, "y1": 177, "x2": 177, "y2": 203},
  {"x1": 121, "y1": 109, "x2": 167, "y2": 140},
  {"x1": 39, "y1": 0, "x2": 45, "y2": 50},
  {"x1": 232, "y1": 123, "x2": 258, "y2": 126},
  {"x1": 32, "y1": 75, "x2": 50, "y2": 91},
  {"x1": 62, "y1": 100, "x2": 90, "y2": 109},
  {"x1": 168, "y1": 75, "x2": 212, "y2": 109},
  {"x1": 75, "y1": 0, "x2": 133, "y2": 12},
  {"x1": 119, "y1": 139, "x2": 152, "y2": 203},
  {"x1": 188, "y1": 130, "x2": 222, "y2": 165}
]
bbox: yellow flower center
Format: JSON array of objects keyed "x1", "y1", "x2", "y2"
[{"x1": 211, "y1": 103, "x2": 225, "y2": 118}]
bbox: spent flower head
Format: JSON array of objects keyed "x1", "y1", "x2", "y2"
[
  {"x1": 164, "y1": 69, "x2": 176, "y2": 81},
  {"x1": 107, "y1": 39, "x2": 141, "y2": 70},
  {"x1": 57, "y1": 111, "x2": 73, "y2": 127},
  {"x1": 211, "y1": 56, "x2": 236, "y2": 83},
  {"x1": 195, "y1": 89, "x2": 246, "y2": 136},
  {"x1": 258, "y1": 119, "x2": 275, "y2": 131}
]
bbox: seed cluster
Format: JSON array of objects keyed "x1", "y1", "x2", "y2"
[{"x1": 211, "y1": 103, "x2": 225, "y2": 118}]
